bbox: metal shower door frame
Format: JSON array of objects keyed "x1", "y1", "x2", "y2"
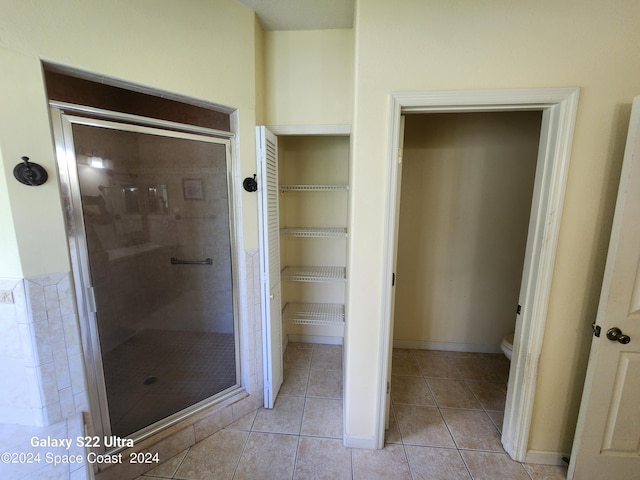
[{"x1": 50, "y1": 104, "x2": 242, "y2": 450}]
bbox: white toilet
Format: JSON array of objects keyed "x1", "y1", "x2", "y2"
[{"x1": 501, "y1": 332, "x2": 514, "y2": 361}]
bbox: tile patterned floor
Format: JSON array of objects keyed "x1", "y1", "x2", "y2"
[
  {"x1": 104, "y1": 329, "x2": 236, "y2": 437},
  {"x1": 136, "y1": 344, "x2": 568, "y2": 480}
]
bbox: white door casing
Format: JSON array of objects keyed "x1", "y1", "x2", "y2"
[
  {"x1": 569, "y1": 96, "x2": 640, "y2": 480},
  {"x1": 379, "y1": 88, "x2": 580, "y2": 458},
  {"x1": 385, "y1": 115, "x2": 405, "y2": 430},
  {"x1": 257, "y1": 126, "x2": 283, "y2": 409}
]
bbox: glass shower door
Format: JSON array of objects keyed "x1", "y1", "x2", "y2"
[{"x1": 58, "y1": 115, "x2": 239, "y2": 439}]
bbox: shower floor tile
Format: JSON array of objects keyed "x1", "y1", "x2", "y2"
[{"x1": 103, "y1": 329, "x2": 236, "y2": 437}]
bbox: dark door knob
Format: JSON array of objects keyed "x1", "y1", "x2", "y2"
[{"x1": 606, "y1": 327, "x2": 631, "y2": 344}]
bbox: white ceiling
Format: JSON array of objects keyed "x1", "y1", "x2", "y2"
[{"x1": 237, "y1": 0, "x2": 354, "y2": 31}]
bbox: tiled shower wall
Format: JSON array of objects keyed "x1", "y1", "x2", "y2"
[
  {"x1": 244, "y1": 248, "x2": 264, "y2": 400},
  {"x1": 0, "y1": 250, "x2": 263, "y2": 479},
  {"x1": 0, "y1": 273, "x2": 88, "y2": 426},
  {"x1": 0, "y1": 248, "x2": 264, "y2": 428}
]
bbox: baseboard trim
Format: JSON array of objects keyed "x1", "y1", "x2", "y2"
[
  {"x1": 343, "y1": 434, "x2": 377, "y2": 449},
  {"x1": 393, "y1": 339, "x2": 502, "y2": 354},
  {"x1": 525, "y1": 450, "x2": 570, "y2": 466}
]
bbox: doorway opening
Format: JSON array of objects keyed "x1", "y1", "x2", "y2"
[
  {"x1": 379, "y1": 89, "x2": 580, "y2": 461},
  {"x1": 393, "y1": 111, "x2": 541, "y2": 354},
  {"x1": 388, "y1": 110, "x2": 541, "y2": 457}
]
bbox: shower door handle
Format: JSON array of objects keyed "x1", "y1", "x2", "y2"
[{"x1": 86, "y1": 286, "x2": 97, "y2": 313}]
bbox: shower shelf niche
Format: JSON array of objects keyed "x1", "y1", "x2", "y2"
[{"x1": 283, "y1": 302, "x2": 345, "y2": 326}]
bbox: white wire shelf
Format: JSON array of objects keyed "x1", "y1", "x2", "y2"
[
  {"x1": 281, "y1": 266, "x2": 346, "y2": 282},
  {"x1": 280, "y1": 184, "x2": 348, "y2": 192},
  {"x1": 283, "y1": 302, "x2": 345, "y2": 325},
  {"x1": 281, "y1": 227, "x2": 348, "y2": 238}
]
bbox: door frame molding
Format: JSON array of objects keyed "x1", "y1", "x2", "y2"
[{"x1": 378, "y1": 88, "x2": 580, "y2": 460}]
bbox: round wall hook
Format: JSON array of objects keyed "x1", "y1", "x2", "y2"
[
  {"x1": 14, "y1": 156, "x2": 48, "y2": 186},
  {"x1": 243, "y1": 174, "x2": 258, "y2": 192}
]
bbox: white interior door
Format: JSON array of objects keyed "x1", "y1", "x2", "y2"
[
  {"x1": 569, "y1": 96, "x2": 640, "y2": 479},
  {"x1": 257, "y1": 126, "x2": 283, "y2": 409}
]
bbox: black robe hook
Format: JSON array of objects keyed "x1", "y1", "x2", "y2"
[
  {"x1": 243, "y1": 174, "x2": 258, "y2": 192},
  {"x1": 13, "y1": 156, "x2": 48, "y2": 186}
]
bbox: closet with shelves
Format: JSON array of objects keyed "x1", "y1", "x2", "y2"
[{"x1": 278, "y1": 135, "x2": 349, "y2": 343}]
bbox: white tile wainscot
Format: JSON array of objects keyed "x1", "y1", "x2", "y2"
[{"x1": 0, "y1": 274, "x2": 88, "y2": 427}]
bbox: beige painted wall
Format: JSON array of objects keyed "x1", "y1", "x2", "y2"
[
  {"x1": 255, "y1": 17, "x2": 266, "y2": 125},
  {"x1": 0, "y1": 47, "x2": 69, "y2": 278},
  {"x1": 264, "y1": 29, "x2": 354, "y2": 126},
  {"x1": 0, "y1": 145, "x2": 21, "y2": 278},
  {"x1": 345, "y1": 0, "x2": 640, "y2": 455},
  {"x1": 0, "y1": 0, "x2": 259, "y2": 278},
  {"x1": 394, "y1": 112, "x2": 540, "y2": 348}
]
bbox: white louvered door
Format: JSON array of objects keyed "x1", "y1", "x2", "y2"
[{"x1": 257, "y1": 126, "x2": 283, "y2": 408}]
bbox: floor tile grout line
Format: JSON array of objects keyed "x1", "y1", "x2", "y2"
[
  {"x1": 456, "y1": 446, "x2": 512, "y2": 454},
  {"x1": 435, "y1": 400, "x2": 462, "y2": 451},
  {"x1": 458, "y1": 448, "x2": 477, "y2": 480},
  {"x1": 167, "y1": 447, "x2": 190, "y2": 479},
  {"x1": 290, "y1": 435, "x2": 301, "y2": 480},
  {"x1": 416, "y1": 352, "x2": 441, "y2": 409},
  {"x1": 350, "y1": 440, "x2": 355, "y2": 480},
  {"x1": 415, "y1": 350, "x2": 461, "y2": 452},
  {"x1": 292, "y1": 344, "x2": 313, "y2": 480},
  {"x1": 392, "y1": 384, "x2": 475, "y2": 480},
  {"x1": 298, "y1": 432, "x2": 346, "y2": 441},
  {"x1": 300, "y1": 395, "x2": 308, "y2": 437},
  {"x1": 401, "y1": 443, "x2": 416, "y2": 480},
  {"x1": 419, "y1": 349, "x2": 507, "y2": 441},
  {"x1": 229, "y1": 427, "x2": 252, "y2": 480},
  {"x1": 391, "y1": 402, "x2": 406, "y2": 446},
  {"x1": 303, "y1": 365, "x2": 310, "y2": 399},
  {"x1": 306, "y1": 346, "x2": 556, "y2": 480},
  {"x1": 407, "y1": 348, "x2": 520, "y2": 479},
  {"x1": 461, "y1": 379, "x2": 505, "y2": 437}
]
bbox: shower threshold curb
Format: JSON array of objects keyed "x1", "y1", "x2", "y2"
[{"x1": 93, "y1": 389, "x2": 259, "y2": 480}]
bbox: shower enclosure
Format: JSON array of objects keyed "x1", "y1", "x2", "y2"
[{"x1": 52, "y1": 106, "x2": 240, "y2": 442}]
